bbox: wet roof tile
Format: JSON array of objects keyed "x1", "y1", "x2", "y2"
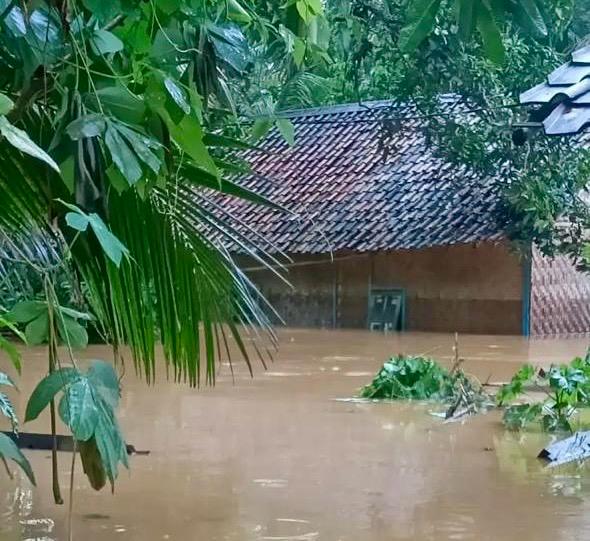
[{"x1": 214, "y1": 97, "x2": 502, "y2": 254}]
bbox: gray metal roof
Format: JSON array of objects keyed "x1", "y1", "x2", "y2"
[{"x1": 520, "y1": 46, "x2": 590, "y2": 135}]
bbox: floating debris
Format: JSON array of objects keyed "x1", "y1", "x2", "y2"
[
  {"x1": 253, "y1": 479, "x2": 288, "y2": 488},
  {"x1": 539, "y1": 431, "x2": 590, "y2": 466}
]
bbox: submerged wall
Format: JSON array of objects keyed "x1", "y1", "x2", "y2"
[{"x1": 244, "y1": 242, "x2": 524, "y2": 334}]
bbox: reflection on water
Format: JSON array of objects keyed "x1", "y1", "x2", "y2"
[{"x1": 1, "y1": 329, "x2": 590, "y2": 540}]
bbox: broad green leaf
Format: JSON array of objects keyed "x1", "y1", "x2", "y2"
[
  {"x1": 24, "y1": 313, "x2": 49, "y2": 345},
  {"x1": 252, "y1": 118, "x2": 273, "y2": 142},
  {"x1": 57, "y1": 315, "x2": 88, "y2": 349},
  {"x1": 4, "y1": 301, "x2": 46, "y2": 323},
  {"x1": 81, "y1": 0, "x2": 123, "y2": 24},
  {"x1": 227, "y1": 0, "x2": 252, "y2": 23},
  {"x1": 293, "y1": 38, "x2": 306, "y2": 67},
  {"x1": 90, "y1": 29, "x2": 124, "y2": 55},
  {"x1": 1, "y1": 2, "x2": 25, "y2": 36},
  {"x1": 296, "y1": 0, "x2": 321, "y2": 24},
  {"x1": 0, "y1": 390, "x2": 17, "y2": 432},
  {"x1": 155, "y1": 0, "x2": 180, "y2": 14},
  {"x1": 163, "y1": 114, "x2": 217, "y2": 176},
  {"x1": 61, "y1": 201, "x2": 130, "y2": 267},
  {"x1": 456, "y1": 0, "x2": 475, "y2": 39},
  {"x1": 206, "y1": 24, "x2": 250, "y2": 73},
  {"x1": 512, "y1": 0, "x2": 547, "y2": 38},
  {"x1": 151, "y1": 27, "x2": 186, "y2": 65},
  {"x1": 105, "y1": 123, "x2": 143, "y2": 185},
  {"x1": 59, "y1": 306, "x2": 93, "y2": 321},
  {"x1": 87, "y1": 212, "x2": 130, "y2": 267},
  {"x1": 24, "y1": 9, "x2": 64, "y2": 68},
  {"x1": 120, "y1": 19, "x2": 151, "y2": 54},
  {"x1": 276, "y1": 118, "x2": 295, "y2": 146},
  {"x1": 59, "y1": 379, "x2": 98, "y2": 441},
  {"x1": 79, "y1": 437, "x2": 107, "y2": 491},
  {"x1": 59, "y1": 155, "x2": 75, "y2": 193},
  {"x1": 87, "y1": 360, "x2": 120, "y2": 409},
  {"x1": 398, "y1": 0, "x2": 441, "y2": 52},
  {"x1": 94, "y1": 401, "x2": 128, "y2": 490},
  {"x1": 476, "y1": 1, "x2": 505, "y2": 64},
  {"x1": 66, "y1": 114, "x2": 106, "y2": 140},
  {"x1": 0, "y1": 116, "x2": 59, "y2": 172},
  {"x1": 164, "y1": 78, "x2": 190, "y2": 114},
  {"x1": 0, "y1": 93, "x2": 14, "y2": 115},
  {"x1": 308, "y1": 0, "x2": 322, "y2": 13},
  {"x1": 0, "y1": 317, "x2": 25, "y2": 373},
  {"x1": 0, "y1": 433, "x2": 35, "y2": 485},
  {"x1": 115, "y1": 124, "x2": 161, "y2": 174},
  {"x1": 87, "y1": 86, "x2": 146, "y2": 125},
  {"x1": 25, "y1": 367, "x2": 80, "y2": 422},
  {"x1": 66, "y1": 211, "x2": 90, "y2": 231},
  {"x1": 188, "y1": 85, "x2": 203, "y2": 122},
  {"x1": 0, "y1": 336, "x2": 21, "y2": 373},
  {"x1": 106, "y1": 163, "x2": 129, "y2": 194}
]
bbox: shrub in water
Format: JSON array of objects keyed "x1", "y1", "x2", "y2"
[{"x1": 361, "y1": 355, "x2": 460, "y2": 400}]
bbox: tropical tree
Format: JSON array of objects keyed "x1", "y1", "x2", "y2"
[
  {"x1": 0, "y1": 0, "x2": 328, "y2": 524},
  {"x1": 323, "y1": 0, "x2": 590, "y2": 263}
]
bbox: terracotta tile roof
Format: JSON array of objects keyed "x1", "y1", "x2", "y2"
[
  {"x1": 520, "y1": 46, "x2": 590, "y2": 135},
  {"x1": 218, "y1": 97, "x2": 503, "y2": 254}
]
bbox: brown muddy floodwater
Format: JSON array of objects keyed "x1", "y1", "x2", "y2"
[{"x1": 2, "y1": 329, "x2": 590, "y2": 540}]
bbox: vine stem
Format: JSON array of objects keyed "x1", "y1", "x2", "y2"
[
  {"x1": 68, "y1": 441, "x2": 77, "y2": 541},
  {"x1": 1, "y1": 456, "x2": 13, "y2": 479},
  {"x1": 45, "y1": 277, "x2": 63, "y2": 505}
]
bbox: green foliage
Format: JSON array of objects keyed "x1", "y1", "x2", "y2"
[
  {"x1": 5, "y1": 300, "x2": 92, "y2": 349},
  {"x1": 360, "y1": 354, "x2": 485, "y2": 405},
  {"x1": 0, "y1": 322, "x2": 34, "y2": 485},
  {"x1": 361, "y1": 355, "x2": 454, "y2": 400},
  {"x1": 498, "y1": 355, "x2": 590, "y2": 432},
  {"x1": 0, "y1": 0, "x2": 302, "y2": 389},
  {"x1": 496, "y1": 364, "x2": 536, "y2": 405},
  {"x1": 400, "y1": 0, "x2": 552, "y2": 63},
  {"x1": 0, "y1": 116, "x2": 59, "y2": 172},
  {"x1": 26, "y1": 361, "x2": 127, "y2": 491},
  {"x1": 61, "y1": 201, "x2": 130, "y2": 268},
  {"x1": 0, "y1": 316, "x2": 24, "y2": 373},
  {"x1": 0, "y1": 433, "x2": 36, "y2": 485},
  {"x1": 326, "y1": 0, "x2": 590, "y2": 264}
]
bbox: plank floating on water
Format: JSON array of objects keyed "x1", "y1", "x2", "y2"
[
  {"x1": 1, "y1": 431, "x2": 149, "y2": 455},
  {"x1": 538, "y1": 431, "x2": 590, "y2": 466}
]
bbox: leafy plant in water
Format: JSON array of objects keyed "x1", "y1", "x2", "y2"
[
  {"x1": 25, "y1": 360, "x2": 127, "y2": 492},
  {"x1": 361, "y1": 355, "x2": 455, "y2": 400},
  {"x1": 360, "y1": 355, "x2": 489, "y2": 417},
  {"x1": 497, "y1": 356, "x2": 590, "y2": 432}
]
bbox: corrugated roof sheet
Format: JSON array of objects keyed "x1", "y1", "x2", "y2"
[
  {"x1": 520, "y1": 46, "x2": 590, "y2": 135},
  {"x1": 217, "y1": 97, "x2": 503, "y2": 254}
]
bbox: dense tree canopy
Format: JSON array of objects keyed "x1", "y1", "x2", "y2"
[{"x1": 313, "y1": 0, "x2": 590, "y2": 264}]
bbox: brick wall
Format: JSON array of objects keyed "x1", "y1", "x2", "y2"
[
  {"x1": 530, "y1": 249, "x2": 590, "y2": 336},
  {"x1": 243, "y1": 242, "x2": 524, "y2": 334}
]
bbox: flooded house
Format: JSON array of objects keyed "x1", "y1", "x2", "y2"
[{"x1": 222, "y1": 99, "x2": 590, "y2": 336}]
